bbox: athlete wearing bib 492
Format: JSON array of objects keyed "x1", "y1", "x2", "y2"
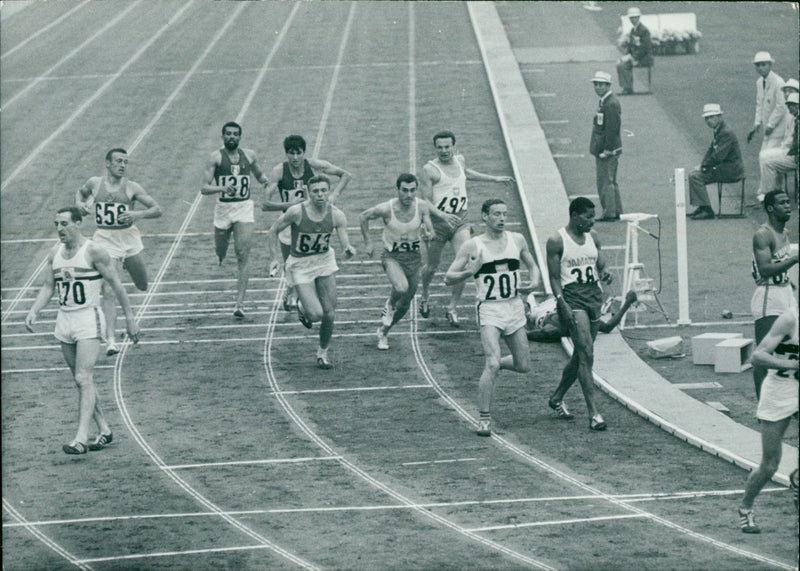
[
  {"x1": 445, "y1": 199, "x2": 539, "y2": 437},
  {"x1": 360, "y1": 174, "x2": 436, "y2": 350},
  {"x1": 201, "y1": 122, "x2": 270, "y2": 319},
  {"x1": 546, "y1": 197, "x2": 613, "y2": 431},
  {"x1": 25, "y1": 207, "x2": 139, "y2": 455},
  {"x1": 76, "y1": 147, "x2": 161, "y2": 356},
  {"x1": 267, "y1": 175, "x2": 357, "y2": 370}
]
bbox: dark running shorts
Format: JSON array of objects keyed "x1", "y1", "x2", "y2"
[
  {"x1": 381, "y1": 249, "x2": 422, "y2": 280},
  {"x1": 431, "y1": 210, "x2": 469, "y2": 242},
  {"x1": 562, "y1": 282, "x2": 603, "y2": 322}
]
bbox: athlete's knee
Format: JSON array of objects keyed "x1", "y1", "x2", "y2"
[
  {"x1": 761, "y1": 455, "x2": 781, "y2": 478},
  {"x1": 484, "y1": 356, "x2": 501, "y2": 375},
  {"x1": 73, "y1": 370, "x2": 95, "y2": 388},
  {"x1": 514, "y1": 357, "x2": 531, "y2": 374}
]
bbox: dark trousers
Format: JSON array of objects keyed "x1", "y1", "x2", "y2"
[{"x1": 595, "y1": 154, "x2": 623, "y2": 218}]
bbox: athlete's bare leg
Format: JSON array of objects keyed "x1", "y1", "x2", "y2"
[
  {"x1": 214, "y1": 226, "x2": 233, "y2": 265},
  {"x1": 315, "y1": 274, "x2": 337, "y2": 350},
  {"x1": 381, "y1": 257, "x2": 418, "y2": 334},
  {"x1": 61, "y1": 339, "x2": 106, "y2": 446},
  {"x1": 232, "y1": 221, "x2": 253, "y2": 313},
  {"x1": 123, "y1": 253, "x2": 148, "y2": 291},
  {"x1": 101, "y1": 258, "x2": 125, "y2": 348},
  {"x1": 420, "y1": 238, "x2": 445, "y2": 304}
]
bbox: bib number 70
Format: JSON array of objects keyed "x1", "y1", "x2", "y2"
[{"x1": 57, "y1": 281, "x2": 86, "y2": 306}]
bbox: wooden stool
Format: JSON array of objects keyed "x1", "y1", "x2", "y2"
[{"x1": 714, "y1": 177, "x2": 746, "y2": 218}]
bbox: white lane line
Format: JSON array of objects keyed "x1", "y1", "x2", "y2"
[
  {"x1": 2, "y1": 366, "x2": 114, "y2": 374},
  {"x1": 401, "y1": 458, "x2": 480, "y2": 466},
  {"x1": 540, "y1": 119, "x2": 569, "y2": 125},
  {"x1": 164, "y1": 456, "x2": 342, "y2": 470},
  {"x1": 1, "y1": 1, "x2": 90, "y2": 60},
  {"x1": 673, "y1": 382, "x2": 723, "y2": 390},
  {"x1": 76, "y1": 545, "x2": 275, "y2": 565},
  {"x1": 4, "y1": 487, "x2": 786, "y2": 528},
  {"x1": 529, "y1": 92, "x2": 556, "y2": 97},
  {"x1": 467, "y1": 513, "x2": 648, "y2": 533},
  {"x1": 3, "y1": 0, "x2": 143, "y2": 109},
  {"x1": 0, "y1": 1, "x2": 195, "y2": 193},
  {"x1": 551, "y1": 153, "x2": 585, "y2": 158},
  {"x1": 274, "y1": 384, "x2": 431, "y2": 395}
]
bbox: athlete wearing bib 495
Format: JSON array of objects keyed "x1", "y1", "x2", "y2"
[
  {"x1": 76, "y1": 147, "x2": 161, "y2": 356},
  {"x1": 267, "y1": 175, "x2": 357, "y2": 370},
  {"x1": 201, "y1": 122, "x2": 270, "y2": 319},
  {"x1": 25, "y1": 207, "x2": 139, "y2": 455},
  {"x1": 360, "y1": 173, "x2": 436, "y2": 351},
  {"x1": 445, "y1": 199, "x2": 539, "y2": 437}
]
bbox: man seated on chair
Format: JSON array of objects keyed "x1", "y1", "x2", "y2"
[
  {"x1": 758, "y1": 92, "x2": 798, "y2": 197},
  {"x1": 687, "y1": 103, "x2": 745, "y2": 220},
  {"x1": 526, "y1": 290, "x2": 638, "y2": 342},
  {"x1": 616, "y1": 7, "x2": 653, "y2": 95}
]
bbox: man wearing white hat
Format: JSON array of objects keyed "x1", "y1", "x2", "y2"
[
  {"x1": 616, "y1": 7, "x2": 653, "y2": 95},
  {"x1": 589, "y1": 71, "x2": 624, "y2": 221},
  {"x1": 758, "y1": 92, "x2": 798, "y2": 195},
  {"x1": 748, "y1": 52, "x2": 787, "y2": 161},
  {"x1": 687, "y1": 104, "x2": 745, "y2": 219}
]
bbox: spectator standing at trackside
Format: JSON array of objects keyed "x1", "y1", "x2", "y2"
[
  {"x1": 686, "y1": 104, "x2": 745, "y2": 220},
  {"x1": 758, "y1": 93, "x2": 798, "y2": 196},
  {"x1": 750, "y1": 189, "x2": 798, "y2": 399},
  {"x1": 589, "y1": 71, "x2": 623, "y2": 221},
  {"x1": 748, "y1": 53, "x2": 787, "y2": 200},
  {"x1": 616, "y1": 7, "x2": 653, "y2": 95}
]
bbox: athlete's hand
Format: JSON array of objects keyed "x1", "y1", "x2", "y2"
[
  {"x1": 495, "y1": 175, "x2": 515, "y2": 186},
  {"x1": 269, "y1": 259, "x2": 282, "y2": 277},
  {"x1": 364, "y1": 242, "x2": 374, "y2": 258},
  {"x1": 224, "y1": 183, "x2": 237, "y2": 197},
  {"x1": 344, "y1": 245, "x2": 357, "y2": 259},
  {"x1": 117, "y1": 210, "x2": 137, "y2": 225},
  {"x1": 126, "y1": 321, "x2": 140, "y2": 345},
  {"x1": 517, "y1": 282, "x2": 538, "y2": 296},
  {"x1": 556, "y1": 297, "x2": 576, "y2": 332},
  {"x1": 24, "y1": 311, "x2": 37, "y2": 333},
  {"x1": 600, "y1": 270, "x2": 613, "y2": 284},
  {"x1": 444, "y1": 213, "x2": 461, "y2": 228}
]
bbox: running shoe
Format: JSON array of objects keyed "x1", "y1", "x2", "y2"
[
  {"x1": 419, "y1": 299, "x2": 430, "y2": 318},
  {"x1": 316, "y1": 349, "x2": 332, "y2": 369},
  {"x1": 283, "y1": 291, "x2": 297, "y2": 311},
  {"x1": 476, "y1": 419, "x2": 492, "y2": 437},
  {"x1": 297, "y1": 300, "x2": 312, "y2": 329},
  {"x1": 233, "y1": 307, "x2": 245, "y2": 319},
  {"x1": 548, "y1": 398, "x2": 575, "y2": 420},
  {"x1": 738, "y1": 507, "x2": 761, "y2": 534},
  {"x1": 88, "y1": 432, "x2": 113, "y2": 451},
  {"x1": 62, "y1": 441, "x2": 87, "y2": 455},
  {"x1": 589, "y1": 414, "x2": 607, "y2": 431},
  {"x1": 106, "y1": 342, "x2": 120, "y2": 357},
  {"x1": 445, "y1": 307, "x2": 460, "y2": 328},
  {"x1": 381, "y1": 298, "x2": 394, "y2": 328},
  {"x1": 377, "y1": 327, "x2": 389, "y2": 350}
]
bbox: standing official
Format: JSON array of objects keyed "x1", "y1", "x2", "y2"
[
  {"x1": 589, "y1": 72, "x2": 623, "y2": 221},
  {"x1": 748, "y1": 52, "x2": 787, "y2": 159}
]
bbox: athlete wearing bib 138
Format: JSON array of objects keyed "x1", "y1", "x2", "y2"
[
  {"x1": 25, "y1": 207, "x2": 139, "y2": 455},
  {"x1": 201, "y1": 122, "x2": 270, "y2": 319},
  {"x1": 76, "y1": 147, "x2": 161, "y2": 355},
  {"x1": 445, "y1": 199, "x2": 539, "y2": 437},
  {"x1": 267, "y1": 175, "x2": 357, "y2": 369},
  {"x1": 360, "y1": 173, "x2": 437, "y2": 351}
]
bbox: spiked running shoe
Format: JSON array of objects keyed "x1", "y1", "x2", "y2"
[
  {"x1": 297, "y1": 301, "x2": 313, "y2": 329},
  {"x1": 88, "y1": 432, "x2": 113, "y2": 451},
  {"x1": 233, "y1": 307, "x2": 245, "y2": 319},
  {"x1": 548, "y1": 398, "x2": 575, "y2": 420},
  {"x1": 476, "y1": 419, "x2": 492, "y2": 437},
  {"x1": 377, "y1": 327, "x2": 389, "y2": 350},
  {"x1": 418, "y1": 298, "x2": 430, "y2": 318},
  {"x1": 445, "y1": 307, "x2": 460, "y2": 328},
  {"x1": 106, "y1": 341, "x2": 120, "y2": 357},
  {"x1": 738, "y1": 508, "x2": 761, "y2": 534},
  {"x1": 62, "y1": 441, "x2": 87, "y2": 455},
  {"x1": 589, "y1": 414, "x2": 607, "y2": 431},
  {"x1": 317, "y1": 349, "x2": 332, "y2": 369}
]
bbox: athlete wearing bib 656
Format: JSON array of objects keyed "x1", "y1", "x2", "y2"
[
  {"x1": 546, "y1": 197, "x2": 613, "y2": 432},
  {"x1": 76, "y1": 147, "x2": 161, "y2": 356},
  {"x1": 419, "y1": 130, "x2": 515, "y2": 327},
  {"x1": 445, "y1": 199, "x2": 539, "y2": 437},
  {"x1": 25, "y1": 207, "x2": 139, "y2": 456},
  {"x1": 201, "y1": 122, "x2": 270, "y2": 319},
  {"x1": 267, "y1": 175, "x2": 357, "y2": 370},
  {"x1": 360, "y1": 173, "x2": 437, "y2": 350}
]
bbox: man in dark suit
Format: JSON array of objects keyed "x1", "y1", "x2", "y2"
[
  {"x1": 589, "y1": 71, "x2": 623, "y2": 221},
  {"x1": 687, "y1": 104, "x2": 745, "y2": 219},
  {"x1": 616, "y1": 7, "x2": 654, "y2": 94}
]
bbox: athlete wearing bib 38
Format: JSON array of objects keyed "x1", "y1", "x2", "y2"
[
  {"x1": 419, "y1": 130, "x2": 515, "y2": 327},
  {"x1": 445, "y1": 199, "x2": 539, "y2": 437},
  {"x1": 360, "y1": 173, "x2": 438, "y2": 350},
  {"x1": 267, "y1": 175, "x2": 356, "y2": 369},
  {"x1": 76, "y1": 148, "x2": 161, "y2": 356},
  {"x1": 25, "y1": 207, "x2": 139, "y2": 455},
  {"x1": 201, "y1": 122, "x2": 270, "y2": 319}
]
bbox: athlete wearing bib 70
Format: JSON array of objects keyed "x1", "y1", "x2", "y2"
[
  {"x1": 76, "y1": 148, "x2": 161, "y2": 357},
  {"x1": 25, "y1": 207, "x2": 139, "y2": 455},
  {"x1": 267, "y1": 175, "x2": 356, "y2": 369},
  {"x1": 419, "y1": 130, "x2": 515, "y2": 327},
  {"x1": 201, "y1": 122, "x2": 270, "y2": 319},
  {"x1": 359, "y1": 173, "x2": 440, "y2": 350},
  {"x1": 445, "y1": 199, "x2": 540, "y2": 437},
  {"x1": 546, "y1": 197, "x2": 613, "y2": 431}
]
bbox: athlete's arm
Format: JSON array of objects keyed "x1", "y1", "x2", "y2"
[
  {"x1": 262, "y1": 164, "x2": 289, "y2": 211},
  {"x1": 75, "y1": 178, "x2": 98, "y2": 216},
  {"x1": 462, "y1": 155, "x2": 514, "y2": 184},
  {"x1": 358, "y1": 202, "x2": 389, "y2": 258},
  {"x1": 419, "y1": 202, "x2": 435, "y2": 238},
  {"x1": 24, "y1": 250, "x2": 56, "y2": 332},
  {"x1": 119, "y1": 182, "x2": 162, "y2": 225},
  {"x1": 201, "y1": 151, "x2": 233, "y2": 196},
  {"x1": 753, "y1": 228, "x2": 799, "y2": 278},
  {"x1": 89, "y1": 243, "x2": 139, "y2": 343},
  {"x1": 546, "y1": 233, "x2": 574, "y2": 330},
  {"x1": 444, "y1": 239, "x2": 481, "y2": 285},
  {"x1": 751, "y1": 311, "x2": 798, "y2": 373},
  {"x1": 309, "y1": 158, "x2": 352, "y2": 204},
  {"x1": 244, "y1": 148, "x2": 270, "y2": 187},
  {"x1": 517, "y1": 234, "x2": 541, "y2": 294},
  {"x1": 266, "y1": 204, "x2": 301, "y2": 268},
  {"x1": 592, "y1": 230, "x2": 613, "y2": 283},
  {"x1": 333, "y1": 207, "x2": 356, "y2": 258}
]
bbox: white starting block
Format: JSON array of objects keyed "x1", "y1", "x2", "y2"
[
  {"x1": 714, "y1": 338, "x2": 754, "y2": 374},
  {"x1": 691, "y1": 332, "x2": 742, "y2": 365}
]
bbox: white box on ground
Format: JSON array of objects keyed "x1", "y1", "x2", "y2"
[
  {"x1": 691, "y1": 332, "x2": 743, "y2": 365},
  {"x1": 714, "y1": 338, "x2": 754, "y2": 373}
]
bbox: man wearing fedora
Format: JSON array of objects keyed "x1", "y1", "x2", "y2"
[
  {"x1": 616, "y1": 7, "x2": 653, "y2": 95},
  {"x1": 687, "y1": 104, "x2": 745, "y2": 220},
  {"x1": 748, "y1": 52, "x2": 787, "y2": 154},
  {"x1": 589, "y1": 71, "x2": 623, "y2": 221}
]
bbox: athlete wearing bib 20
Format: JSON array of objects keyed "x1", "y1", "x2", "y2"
[
  {"x1": 559, "y1": 226, "x2": 604, "y2": 321},
  {"x1": 381, "y1": 198, "x2": 422, "y2": 275},
  {"x1": 52, "y1": 240, "x2": 106, "y2": 343},
  {"x1": 213, "y1": 148, "x2": 254, "y2": 229},
  {"x1": 429, "y1": 158, "x2": 468, "y2": 240},
  {"x1": 473, "y1": 232, "x2": 526, "y2": 335},
  {"x1": 286, "y1": 203, "x2": 338, "y2": 284}
]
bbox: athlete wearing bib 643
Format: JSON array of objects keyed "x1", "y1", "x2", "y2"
[
  {"x1": 359, "y1": 173, "x2": 439, "y2": 350},
  {"x1": 25, "y1": 207, "x2": 139, "y2": 455},
  {"x1": 201, "y1": 122, "x2": 270, "y2": 319},
  {"x1": 267, "y1": 175, "x2": 356, "y2": 369},
  {"x1": 445, "y1": 199, "x2": 540, "y2": 437},
  {"x1": 76, "y1": 148, "x2": 161, "y2": 356}
]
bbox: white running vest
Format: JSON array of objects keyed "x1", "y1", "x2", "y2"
[
  {"x1": 52, "y1": 241, "x2": 103, "y2": 311},
  {"x1": 473, "y1": 232, "x2": 522, "y2": 302},
  {"x1": 382, "y1": 199, "x2": 422, "y2": 253},
  {"x1": 428, "y1": 158, "x2": 468, "y2": 215},
  {"x1": 559, "y1": 227, "x2": 599, "y2": 286}
]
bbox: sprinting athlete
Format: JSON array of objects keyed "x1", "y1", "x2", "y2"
[
  {"x1": 201, "y1": 121, "x2": 270, "y2": 319},
  {"x1": 76, "y1": 148, "x2": 161, "y2": 356}
]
